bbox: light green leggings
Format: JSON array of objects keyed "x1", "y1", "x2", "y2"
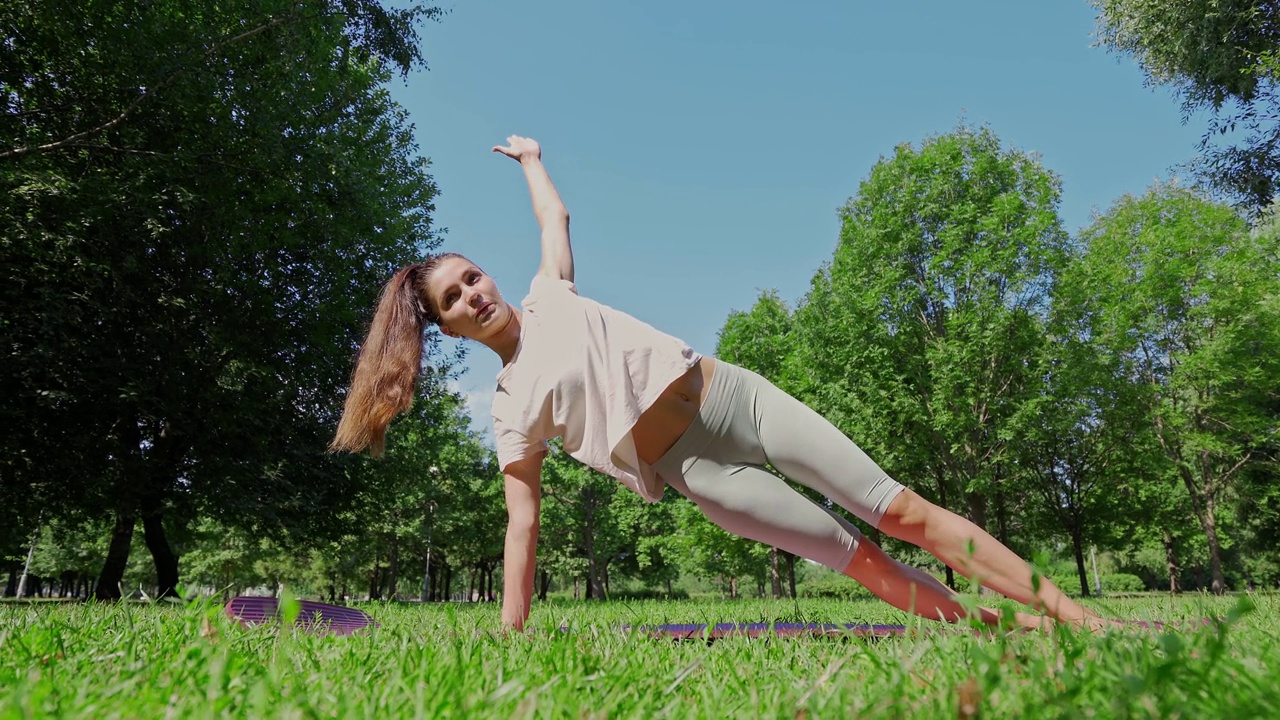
[{"x1": 653, "y1": 361, "x2": 906, "y2": 572}]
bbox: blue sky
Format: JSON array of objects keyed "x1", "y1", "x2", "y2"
[{"x1": 386, "y1": 0, "x2": 1203, "y2": 439}]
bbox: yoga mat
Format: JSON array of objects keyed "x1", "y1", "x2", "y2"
[
  {"x1": 628, "y1": 622, "x2": 910, "y2": 640},
  {"x1": 224, "y1": 596, "x2": 377, "y2": 636}
]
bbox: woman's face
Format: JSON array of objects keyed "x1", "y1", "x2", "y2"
[{"x1": 426, "y1": 256, "x2": 511, "y2": 340}]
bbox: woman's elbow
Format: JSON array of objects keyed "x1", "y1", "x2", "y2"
[{"x1": 506, "y1": 511, "x2": 539, "y2": 535}]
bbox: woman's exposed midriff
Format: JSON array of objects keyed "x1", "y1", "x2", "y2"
[{"x1": 630, "y1": 356, "x2": 718, "y2": 465}]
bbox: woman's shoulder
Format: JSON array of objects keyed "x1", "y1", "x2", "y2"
[{"x1": 522, "y1": 273, "x2": 580, "y2": 307}]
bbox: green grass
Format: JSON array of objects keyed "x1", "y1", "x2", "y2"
[{"x1": 1, "y1": 594, "x2": 1277, "y2": 718}]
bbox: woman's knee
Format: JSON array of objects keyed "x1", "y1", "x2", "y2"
[{"x1": 843, "y1": 534, "x2": 890, "y2": 579}]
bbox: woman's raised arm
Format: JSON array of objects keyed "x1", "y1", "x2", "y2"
[{"x1": 493, "y1": 135, "x2": 573, "y2": 282}]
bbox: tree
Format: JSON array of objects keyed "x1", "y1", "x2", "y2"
[
  {"x1": 793, "y1": 123, "x2": 1069, "y2": 589},
  {"x1": 1073, "y1": 183, "x2": 1280, "y2": 593},
  {"x1": 1224, "y1": 207, "x2": 1280, "y2": 589},
  {"x1": 1009, "y1": 287, "x2": 1156, "y2": 596},
  {"x1": 1, "y1": 0, "x2": 443, "y2": 598},
  {"x1": 538, "y1": 444, "x2": 628, "y2": 600},
  {"x1": 1092, "y1": 0, "x2": 1280, "y2": 210},
  {"x1": 667, "y1": 499, "x2": 769, "y2": 599},
  {"x1": 607, "y1": 491, "x2": 683, "y2": 596}
]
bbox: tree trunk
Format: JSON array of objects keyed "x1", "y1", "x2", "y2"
[
  {"x1": 387, "y1": 537, "x2": 400, "y2": 601},
  {"x1": 1176, "y1": 459, "x2": 1227, "y2": 593},
  {"x1": 934, "y1": 469, "x2": 956, "y2": 589},
  {"x1": 1071, "y1": 528, "x2": 1090, "y2": 597},
  {"x1": 583, "y1": 513, "x2": 605, "y2": 601},
  {"x1": 588, "y1": 561, "x2": 605, "y2": 598},
  {"x1": 368, "y1": 557, "x2": 382, "y2": 601},
  {"x1": 967, "y1": 491, "x2": 988, "y2": 534},
  {"x1": 1162, "y1": 529, "x2": 1182, "y2": 594},
  {"x1": 538, "y1": 569, "x2": 550, "y2": 601},
  {"x1": 786, "y1": 554, "x2": 797, "y2": 599},
  {"x1": 94, "y1": 511, "x2": 137, "y2": 600},
  {"x1": 770, "y1": 547, "x2": 783, "y2": 598},
  {"x1": 141, "y1": 508, "x2": 180, "y2": 598},
  {"x1": 995, "y1": 491, "x2": 1011, "y2": 547},
  {"x1": 1198, "y1": 498, "x2": 1227, "y2": 595}
]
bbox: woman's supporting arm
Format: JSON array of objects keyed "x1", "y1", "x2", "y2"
[{"x1": 500, "y1": 454, "x2": 543, "y2": 630}]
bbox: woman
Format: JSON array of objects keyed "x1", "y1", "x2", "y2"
[{"x1": 332, "y1": 135, "x2": 1112, "y2": 633}]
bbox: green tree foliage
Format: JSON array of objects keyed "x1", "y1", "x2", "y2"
[
  {"x1": 717, "y1": 290, "x2": 799, "y2": 391},
  {"x1": 1073, "y1": 183, "x2": 1280, "y2": 593},
  {"x1": 1010, "y1": 266, "x2": 1159, "y2": 596},
  {"x1": 1091, "y1": 0, "x2": 1280, "y2": 209},
  {"x1": 343, "y1": 370, "x2": 501, "y2": 601},
  {"x1": 537, "y1": 444, "x2": 627, "y2": 600},
  {"x1": 1218, "y1": 207, "x2": 1280, "y2": 589},
  {"x1": 668, "y1": 499, "x2": 770, "y2": 599},
  {"x1": 606, "y1": 490, "x2": 683, "y2": 596},
  {"x1": 794, "y1": 123, "x2": 1069, "y2": 576},
  {"x1": 1, "y1": 0, "x2": 442, "y2": 598}
]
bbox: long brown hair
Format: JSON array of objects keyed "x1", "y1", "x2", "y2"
[{"x1": 329, "y1": 253, "x2": 465, "y2": 456}]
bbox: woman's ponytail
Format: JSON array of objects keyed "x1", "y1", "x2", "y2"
[{"x1": 329, "y1": 263, "x2": 428, "y2": 456}]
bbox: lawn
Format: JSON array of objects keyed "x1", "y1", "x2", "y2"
[{"x1": 2, "y1": 593, "x2": 1277, "y2": 718}]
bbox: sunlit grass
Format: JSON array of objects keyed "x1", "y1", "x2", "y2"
[{"x1": 1, "y1": 594, "x2": 1276, "y2": 718}]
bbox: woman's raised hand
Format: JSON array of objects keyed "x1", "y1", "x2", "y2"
[{"x1": 492, "y1": 135, "x2": 542, "y2": 163}]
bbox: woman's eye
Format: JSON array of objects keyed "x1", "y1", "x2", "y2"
[{"x1": 468, "y1": 273, "x2": 480, "y2": 284}]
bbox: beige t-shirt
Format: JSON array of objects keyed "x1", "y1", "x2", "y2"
[{"x1": 491, "y1": 275, "x2": 702, "y2": 501}]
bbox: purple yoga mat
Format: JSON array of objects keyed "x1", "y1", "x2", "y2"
[
  {"x1": 631, "y1": 622, "x2": 909, "y2": 640},
  {"x1": 224, "y1": 596, "x2": 377, "y2": 636}
]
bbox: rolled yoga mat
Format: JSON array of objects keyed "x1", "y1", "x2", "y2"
[{"x1": 224, "y1": 596, "x2": 377, "y2": 636}]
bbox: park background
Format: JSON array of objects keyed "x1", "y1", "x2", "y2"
[{"x1": 3, "y1": 0, "x2": 1278, "y2": 609}]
